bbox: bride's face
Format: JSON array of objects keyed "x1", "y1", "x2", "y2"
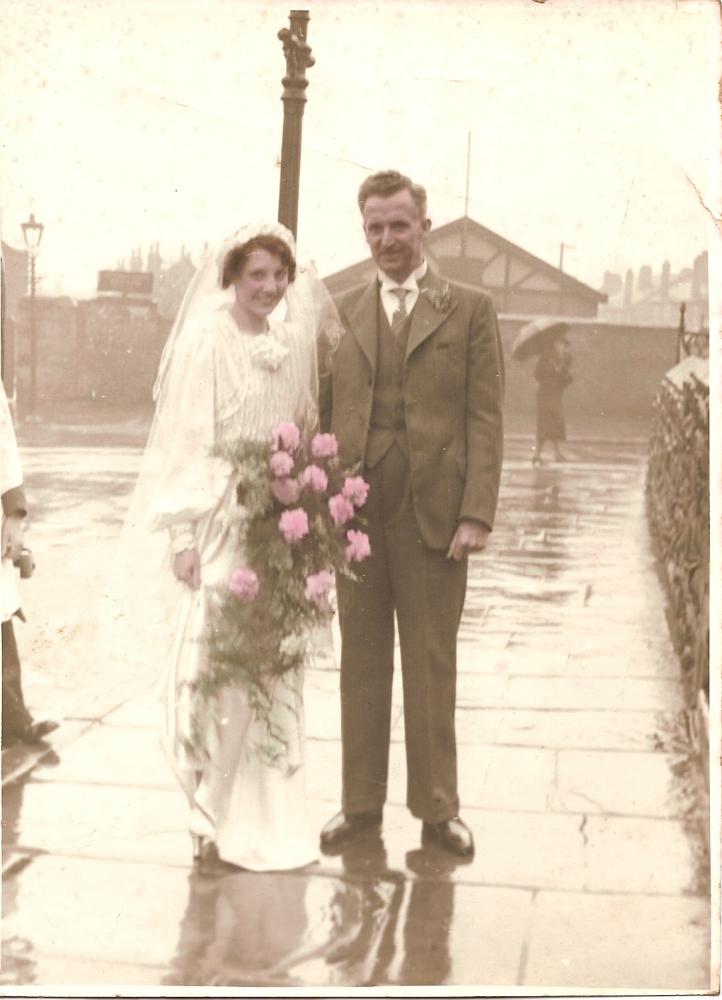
[{"x1": 234, "y1": 250, "x2": 289, "y2": 321}]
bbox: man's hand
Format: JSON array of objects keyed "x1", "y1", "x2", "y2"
[
  {"x1": 173, "y1": 548, "x2": 201, "y2": 589},
  {"x1": 1, "y1": 514, "x2": 25, "y2": 563},
  {"x1": 446, "y1": 519, "x2": 490, "y2": 561}
]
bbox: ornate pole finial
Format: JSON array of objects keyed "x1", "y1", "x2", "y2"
[
  {"x1": 277, "y1": 10, "x2": 315, "y2": 241},
  {"x1": 278, "y1": 10, "x2": 315, "y2": 93}
]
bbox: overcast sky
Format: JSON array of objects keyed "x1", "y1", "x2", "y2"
[{"x1": 1, "y1": 0, "x2": 719, "y2": 296}]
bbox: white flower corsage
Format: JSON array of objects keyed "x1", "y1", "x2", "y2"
[
  {"x1": 248, "y1": 333, "x2": 289, "y2": 372},
  {"x1": 422, "y1": 283, "x2": 453, "y2": 313}
]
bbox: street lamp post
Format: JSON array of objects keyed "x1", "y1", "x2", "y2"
[
  {"x1": 21, "y1": 212, "x2": 44, "y2": 420},
  {"x1": 277, "y1": 10, "x2": 315, "y2": 241}
]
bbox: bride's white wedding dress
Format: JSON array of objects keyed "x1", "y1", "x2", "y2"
[{"x1": 156, "y1": 307, "x2": 318, "y2": 871}]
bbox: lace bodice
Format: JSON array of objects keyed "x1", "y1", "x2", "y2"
[{"x1": 214, "y1": 310, "x2": 314, "y2": 444}]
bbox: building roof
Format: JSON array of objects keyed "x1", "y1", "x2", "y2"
[{"x1": 324, "y1": 215, "x2": 607, "y2": 306}]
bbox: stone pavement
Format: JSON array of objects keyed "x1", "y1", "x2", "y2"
[{"x1": 0, "y1": 436, "x2": 713, "y2": 991}]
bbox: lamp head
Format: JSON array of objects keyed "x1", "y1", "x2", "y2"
[{"x1": 21, "y1": 213, "x2": 44, "y2": 254}]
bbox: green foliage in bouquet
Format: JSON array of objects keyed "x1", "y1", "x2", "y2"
[{"x1": 186, "y1": 423, "x2": 370, "y2": 766}]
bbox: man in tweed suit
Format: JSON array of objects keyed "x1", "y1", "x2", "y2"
[{"x1": 319, "y1": 170, "x2": 504, "y2": 856}]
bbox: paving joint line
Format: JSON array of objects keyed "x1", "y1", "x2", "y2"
[{"x1": 4, "y1": 844, "x2": 708, "y2": 900}]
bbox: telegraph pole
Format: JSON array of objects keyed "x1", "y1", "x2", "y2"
[
  {"x1": 557, "y1": 241, "x2": 574, "y2": 315},
  {"x1": 461, "y1": 132, "x2": 471, "y2": 258},
  {"x1": 277, "y1": 10, "x2": 315, "y2": 242}
]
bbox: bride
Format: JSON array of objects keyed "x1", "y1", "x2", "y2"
[{"x1": 126, "y1": 221, "x2": 338, "y2": 875}]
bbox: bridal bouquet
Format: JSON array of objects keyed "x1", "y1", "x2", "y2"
[{"x1": 188, "y1": 422, "x2": 370, "y2": 764}]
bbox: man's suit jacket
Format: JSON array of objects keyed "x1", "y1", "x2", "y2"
[{"x1": 320, "y1": 269, "x2": 504, "y2": 551}]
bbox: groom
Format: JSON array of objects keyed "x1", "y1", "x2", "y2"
[{"x1": 319, "y1": 170, "x2": 504, "y2": 857}]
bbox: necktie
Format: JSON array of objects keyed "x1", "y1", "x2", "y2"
[{"x1": 390, "y1": 287, "x2": 410, "y2": 329}]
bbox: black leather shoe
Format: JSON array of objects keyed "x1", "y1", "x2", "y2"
[
  {"x1": 4, "y1": 720, "x2": 59, "y2": 747},
  {"x1": 24, "y1": 720, "x2": 58, "y2": 743},
  {"x1": 421, "y1": 816, "x2": 475, "y2": 858},
  {"x1": 320, "y1": 810, "x2": 382, "y2": 851}
]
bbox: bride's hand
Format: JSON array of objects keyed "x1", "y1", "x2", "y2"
[{"x1": 173, "y1": 548, "x2": 201, "y2": 589}]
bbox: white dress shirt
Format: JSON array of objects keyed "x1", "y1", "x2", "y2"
[{"x1": 378, "y1": 259, "x2": 428, "y2": 326}]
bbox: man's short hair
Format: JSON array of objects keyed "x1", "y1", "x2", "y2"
[{"x1": 357, "y1": 170, "x2": 428, "y2": 220}]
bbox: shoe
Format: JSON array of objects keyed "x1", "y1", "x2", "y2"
[
  {"x1": 190, "y1": 834, "x2": 206, "y2": 863},
  {"x1": 421, "y1": 816, "x2": 475, "y2": 858},
  {"x1": 196, "y1": 840, "x2": 224, "y2": 877},
  {"x1": 24, "y1": 720, "x2": 58, "y2": 743},
  {"x1": 320, "y1": 810, "x2": 383, "y2": 851},
  {"x1": 2, "y1": 719, "x2": 57, "y2": 749}
]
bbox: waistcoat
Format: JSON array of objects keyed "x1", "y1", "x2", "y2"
[{"x1": 365, "y1": 295, "x2": 413, "y2": 469}]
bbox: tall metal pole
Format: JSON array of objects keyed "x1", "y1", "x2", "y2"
[
  {"x1": 29, "y1": 252, "x2": 37, "y2": 417},
  {"x1": 21, "y1": 212, "x2": 43, "y2": 420},
  {"x1": 277, "y1": 10, "x2": 315, "y2": 242},
  {"x1": 461, "y1": 131, "x2": 471, "y2": 258},
  {"x1": 677, "y1": 301, "x2": 687, "y2": 364},
  {"x1": 557, "y1": 243, "x2": 565, "y2": 315},
  {"x1": 557, "y1": 242, "x2": 573, "y2": 316}
]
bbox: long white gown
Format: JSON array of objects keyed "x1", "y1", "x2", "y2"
[{"x1": 157, "y1": 307, "x2": 318, "y2": 871}]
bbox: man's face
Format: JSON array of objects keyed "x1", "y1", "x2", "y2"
[{"x1": 362, "y1": 189, "x2": 430, "y2": 283}]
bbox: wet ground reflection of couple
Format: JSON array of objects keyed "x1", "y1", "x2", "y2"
[{"x1": 163, "y1": 827, "x2": 463, "y2": 988}]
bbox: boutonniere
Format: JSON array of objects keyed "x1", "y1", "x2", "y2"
[
  {"x1": 248, "y1": 333, "x2": 289, "y2": 372},
  {"x1": 422, "y1": 282, "x2": 453, "y2": 313}
]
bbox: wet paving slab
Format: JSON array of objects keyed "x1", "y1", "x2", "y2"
[{"x1": 0, "y1": 436, "x2": 713, "y2": 990}]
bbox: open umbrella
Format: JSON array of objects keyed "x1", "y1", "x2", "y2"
[{"x1": 512, "y1": 318, "x2": 569, "y2": 361}]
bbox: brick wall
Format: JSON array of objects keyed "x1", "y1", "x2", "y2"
[
  {"x1": 499, "y1": 317, "x2": 678, "y2": 435},
  {"x1": 14, "y1": 295, "x2": 169, "y2": 411},
  {"x1": 12, "y1": 296, "x2": 678, "y2": 433}
]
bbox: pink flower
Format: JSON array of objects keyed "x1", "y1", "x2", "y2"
[
  {"x1": 342, "y1": 475, "x2": 369, "y2": 508},
  {"x1": 328, "y1": 493, "x2": 355, "y2": 526},
  {"x1": 279, "y1": 507, "x2": 310, "y2": 543},
  {"x1": 229, "y1": 567, "x2": 259, "y2": 602},
  {"x1": 272, "y1": 421, "x2": 301, "y2": 452},
  {"x1": 304, "y1": 569, "x2": 334, "y2": 609},
  {"x1": 271, "y1": 477, "x2": 301, "y2": 505},
  {"x1": 346, "y1": 529, "x2": 371, "y2": 563},
  {"x1": 300, "y1": 464, "x2": 328, "y2": 494},
  {"x1": 270, "y1": 451, "x2": 294, "y2": 478},
  {"x1": 311, "y1": 433, "x2": 338, "y2": 460}
]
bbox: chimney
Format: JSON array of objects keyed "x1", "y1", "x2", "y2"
[
  {"x1": 602, "y1": 271, "x2": 622, "y2": 297},
  {"x1": 660, "y1": 259, "x2": 671, "y2": 298},
  {"x1": 691, "y1": 251, "x2": 708, "y2": 300},
  {"x1": 623, "y1": 268, "x2": 634, "y2": 309}
]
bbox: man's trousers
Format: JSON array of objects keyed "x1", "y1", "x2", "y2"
[{"x1": 336, "y1": 443, "x2": 467, "y2": 823}]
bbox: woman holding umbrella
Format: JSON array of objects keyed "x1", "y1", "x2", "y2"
[{"x1": 512, "y1": 318, "x2": 572, "y2": 465}]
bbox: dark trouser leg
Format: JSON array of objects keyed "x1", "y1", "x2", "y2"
[
  {"x1": 336, "y1": 461, "x2": 395, "y2": 815},
  {"x1": 2, "y1": 618, "x2": 33, "y2": 745},
  {"x1": 382, "y1": 448, "x2": 467, "y2": 823}
]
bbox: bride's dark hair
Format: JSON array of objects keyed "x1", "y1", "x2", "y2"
[{"x1": 221, "y1": 235, "x2": 296, "y2": 288}]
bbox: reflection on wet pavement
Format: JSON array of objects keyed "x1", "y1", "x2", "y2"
[
  {"x1": 162, "y1": 865, "x2": 404, "y2": 988},
  {"x1": 0, "y1": 438, "x2": 711, "y2": 989},
  {"x1": 159, "y1": 830, "x2": 479, "y2": 988}
]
